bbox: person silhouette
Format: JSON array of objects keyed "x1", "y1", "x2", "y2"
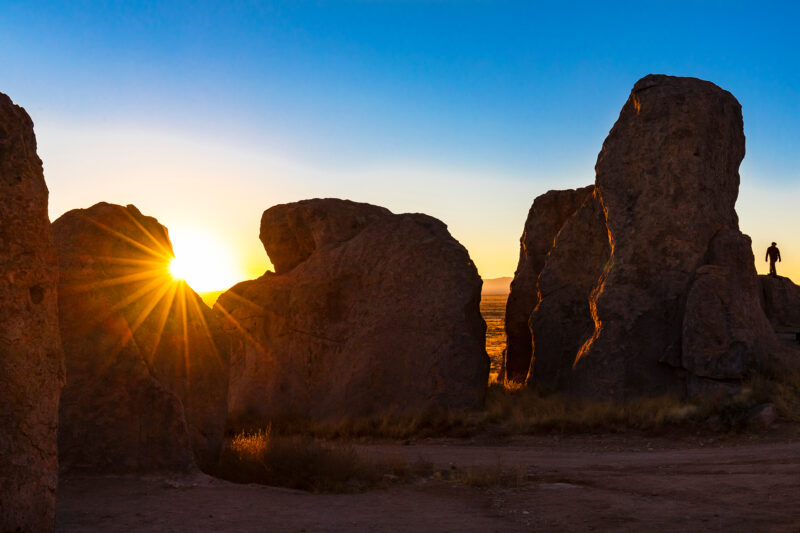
[{"x1": 766, "y1": 242, "x2": 781, "y2": 276}]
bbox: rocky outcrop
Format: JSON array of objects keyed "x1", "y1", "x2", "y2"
[
  {"x1": 759, "y1": 274, "x2": 800, "y2": 332},
  {"x1": 528, "y1": 189, "x2": 610, "y2": 393},
  {"x1": 679, "y1": 230, "x2": 785, "y2": 392},
  {"x1": 217, "y1": 198, "x2": 488, "y2": 424},
  {"x1": 54, "y1": 203, "x2": 229, "y2": 472},
  {"x1": 0, "y1": 93, "x2": 64, "y2": 533},
  {"x1": 504, "y1": 186, "x2": 593, "y2": 382},
  {"x1": 509, "y1": 75, "x2": 794, "y2": 398}
]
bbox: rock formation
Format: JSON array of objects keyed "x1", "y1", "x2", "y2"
[
  {"x1": 508, "y1": 75, "x2": 795, "y2": 398},
  {"x1": 54, "y1": 203, "x2": 229, "y2": 472},
  {"x1": 759, "y1": 274, "x2": 800, "y2": 332},
  {"x1": 528, "y1": 189, "x2": 610, "y2": 393},
  {"x1": 217, "y1": 198, "x2": 488, "y2": 424},
  {"x1": 0, "y1": 93, "x2": 64, "y2": 533},
  {"x1": 504, "y1": 186, "x2": 593, "y2": 382}
]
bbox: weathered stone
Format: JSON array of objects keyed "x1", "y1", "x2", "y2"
[
  {"x1": 260, "y1": 200, "x2": 390, "y2": 274},
  {"x1": 0, "y1": 92, "x2": 64, "y2": 533},
  {"x1": 759, "y1": 274, "x2": 800, "y2": 332},
  {"x1": 504, "y1": 186, "x2": 593, "y2": 382},
  {"x1": 681, "y1": 230, "x2": 783, "y2": 389},
  {"x1": 217, "y1": 198, "x2": 488, "y2": 424},
  {"x1": 54, "y1": 203, "x2": 229, "y2": 472},
  {"x1": 513, "y1": 75, "x2": 796, "y2": 399},
  {"x1": 528, "y1": 189, "x2": 610, "y2": 393},
  {"x1": 571, "y1": 75, "x2": 763, "y2": 398}
]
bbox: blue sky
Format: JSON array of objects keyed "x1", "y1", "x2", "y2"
[{"x1": 2, "y1": 1, "x2": 799, "y2": 285}]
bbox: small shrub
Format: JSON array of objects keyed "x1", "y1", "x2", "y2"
[
  {"x1": 216, "y1": 431, "x2": 386, "y2": 492},
  {"x1": 230, "y1": 426, "x2": 270, "y2": 461}
]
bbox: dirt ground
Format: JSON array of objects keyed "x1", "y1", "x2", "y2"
[{"x1": 56, "y1": 431, "x2": 800, "y2": 532}]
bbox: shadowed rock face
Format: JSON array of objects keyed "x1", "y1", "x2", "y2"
[
  {"x1": 528, "y1": 189, "x2": 610, "y2": 393},
  {"x1": 509, "y1": 75, "x2": 795, "y2": 398},
  {"x1": 217, "y1": 198, "x2": 488, "y2": 424},
  {"x1": 54, "y1": 203, "x2": 229, "y2": 473},
  {"x1": 504, "y1": 186, "x2": 593, "y2": 382},
  {"x1": 678, "y1": 229, "x2": 791, "y2": 395},
  {"x1": 759, "y1": 275, "x2": 800, "y2": 332},
  {"x1": 0, "y1": 93, "x2": 64, "y2": 533}
]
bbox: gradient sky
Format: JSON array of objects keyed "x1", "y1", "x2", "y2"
[{"x1": 2, "y1": 1, "x2": 799, "y2": 289}]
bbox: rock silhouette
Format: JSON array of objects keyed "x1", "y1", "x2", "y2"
[
  {"x1": 528, "y1": 189, "x2": 610, "y2": 393},
  {"x1": 217, "y1": 198, "x2": 488, "y2": 424},
  {"x1": 759, "y1": 274, "x2": 800, "y2": 332},
  {"x1": 0, "y1": 93, "x2": 64, "y2": 533},
  {"x1": 54, "y1": 203, "x2": 229, "y2": 472},
  {"x1": 507, "y1": 75, "x2": 795, "y2": 398},
  {"x1": 504, "y1": 185, "x2": 593, "y2": 382}
]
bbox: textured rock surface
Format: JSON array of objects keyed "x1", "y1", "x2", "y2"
[
  {"x1": 54, "y1": 203, "x2": 229, "y2": 472},
  {"x1": 528, "y1": 189, "x2": 610, "y2": 392},
  {"x1": 217, "y1": 198, "x2": 488, "y2": 423},
  {"x1": 680, "y1": 230, "x2": 782, "y2": 386},
  {"x1": 260, "y1": 200, "x2": 391, "y2": 274},
  {"x1": 0, "y1": 93, "x2": 64, "y2": 532},
  {"x1": 759, "y1": 274, "x2": 800, "y2": 332},
  {"x1": 575, "y1": 75, "x2": 757, "y2": 398},
  {"x1": 511, "y1": 75, "x2": 795, "y2": 399},
  {"x1": 504, "y1": 186, "x2": 593, "y2": 382}
]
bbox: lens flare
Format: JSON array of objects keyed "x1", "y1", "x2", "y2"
[{"x1": 167, "y1": 227, "x2": 241, "y2": 293}]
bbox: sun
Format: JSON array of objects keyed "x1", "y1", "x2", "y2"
[
  {"x1": 168, "y1": 227, "x2": 241, "y2": 293},
  {"x1": 168, "y1": 255, "x2": 193, "y2": 283}
]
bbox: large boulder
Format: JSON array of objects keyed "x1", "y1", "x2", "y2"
[
  {"x1": 54, "y1": 203, "x2": 229, "y2": 472},
  {"x1": 504, "y1": 186, "x2": 593, "y2": 382},
  {"x1": 528, "y1": 189, "x2": 610, "y2": 393},
  {"x1": 0, "y1": 94, "x2": 64, "y2": 532},
  {"x1": 508, "y1": 75, "x2": 794, "y2": 398},
  {"x1": 216, "y1": 198, "x2": 488, "y2": 424}
]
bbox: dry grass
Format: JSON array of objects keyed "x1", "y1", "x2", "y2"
[
  {"x1": 229, "y1": 426, "x2": 271, "y2": 461},
  {"x1": 215, "y1": 371, "x2": 800, "y2": 493},
  {"x1": 214, "y1": 429, "x2": 385, "y2": 492},
  {"x1": 214, "y1": 428, "x2": 529, "y2": 492},
  {"x1": 248, "y1": 384, "x2": 698, "y2": 441},
  {"x1": 230, "y1": 369, "x2": 800, "y2": 442}
]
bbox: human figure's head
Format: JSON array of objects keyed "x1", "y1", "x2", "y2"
[{"x1": 772, "y1": 242, "x2": 777, "y2": 246}]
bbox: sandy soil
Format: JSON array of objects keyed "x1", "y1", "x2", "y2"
[{"x1": 56, "y1": 432, "x2": 800, "y2": 532}]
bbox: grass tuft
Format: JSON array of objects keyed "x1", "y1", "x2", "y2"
[{"x1": 215, "y1": 430, "x2": 384, "y2": 492}]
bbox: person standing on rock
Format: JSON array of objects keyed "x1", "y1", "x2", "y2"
[{"x1": 766, "y1": 242, "x2": 781, "y2": 276}]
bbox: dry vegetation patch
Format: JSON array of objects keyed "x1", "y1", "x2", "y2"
[
  {"x1": 216, "y1": 371, "x2": 800, "y2": 492},
  {"x1": 229, "y1": 370, "x2": 800, "y2": 442},
  {"x1": 214, "y1": 426, "x2": 385, "y2": 492},
  {"x1": 213, "y1": 426, "x2": 529, "y2": 493}
]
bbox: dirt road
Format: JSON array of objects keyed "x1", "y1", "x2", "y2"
[{"x1": 56, "y1": 433, "x2": 800, "y2": 532}]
